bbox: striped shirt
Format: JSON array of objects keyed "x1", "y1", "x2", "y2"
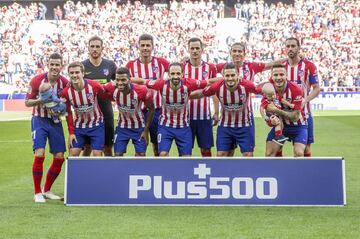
[
  {"x1": 284, "y1": 58, "x2": 318, "y2": 115},
  {"x1": 104, "y1": 83, "x2": 153, "y2": 128},
  {"x1": 26, "y1": 73, "x2": 69, "y2": 120},
  {"x1": 202, "y1": 79, "x2": 260, "y2": 127},
  {"x1": 60, "y1": 80, "x2": 105, "y2": 134},
  {"x1": 183, "y1": 60, "x2": 217, "y2": 120},
  {"x1": 126, "y1": 57, "x2": 169, "y2": 109},
  {"x1": 146, "y1": 78, "x2": 207, "y2": 128}
]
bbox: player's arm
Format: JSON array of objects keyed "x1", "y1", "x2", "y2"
[
  {"x1": 264, "y1": 58, "x2": 287, "y2": 70},
  {"x1": 212, "y1": 95, "x2": 220, "y2": 126},
  {"x1": 25, "y1": 80, "x2": 43, "y2": 107},
  {"x1": 145, "y1": 79, "x2": 165, "y2": 91},
  {"x1": 140, "y1": 91, "x2": 155, "y2": 145},
  {"x1": 267, "y1": 103, "x2": 300, "y2": 122},
  {"x1": 103, "y1": 82, "x2": 115, "y2": 101},
  {"x1": 131, "y1": 77, "x2": 146, "y2": 85}
]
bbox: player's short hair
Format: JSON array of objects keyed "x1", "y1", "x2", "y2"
[
  {"x1": 138, "y1": 34, "x2": 154, "y2": 44},
  {"x1": 230, "y1": 42, "x2": 246, "y2": 52},
  {"x1": 272, "y1": 63, "x2": 286, "y2": 70},
  {"x1": 49, "y1": 53, "x2": 63, "y2": 64},
  {"x1": 68, "y1": 61, "x2": 85, "y2": 73},
  {"x1": 88, "y1": 36, "x2": 103, "y2": 46},
  {"x1": 222, "y1": 62, "x2": 236, "y2": 73},
  {"x1": 188, "y1": 37, "x2": 203, "y2": 48},
  {"x1": 168, "y1": 62, "x2": 183, "y2": 73},
  {"x1": 285, "y1": 37, "x2": 300, "y2": 47},
  {"x1": 116, "y1": 67, "x2": 130, "y2": 78}
]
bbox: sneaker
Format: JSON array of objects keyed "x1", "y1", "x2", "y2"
[
  {"x1": 34, "y1": 193, "x2": 46, "y2": 203},
  {"x1": 43, "y1": 191, "x2": 61, "y2": 200},
  {"x1": 272, "y1": 134, "x2": 289, "y2": 146}
]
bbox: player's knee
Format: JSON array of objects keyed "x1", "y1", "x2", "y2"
[
  {"x1": 53, "y1": 152, "x2": 64, "y2": 158},
  {"x1": 135, "y1": 152, "x2": 145, "y2": 157},
  {"x1": 115, "y1": 152, "x2": 124, "y2": 156},
  {"x1": 294, "y1": 150, "x2": 304, "y2": 157},
  {"x1": 34, "y1": 148, "x2": 45, "y2": 157},
  {"x1": 242, "y1": 152, "x2": 253, "y2": 157},
  {"x1": 217, "y1": 151, "x2": 228, "y2": 157},
  {"x1": 265, "y1": 148, "x2": 275, "y2": 157},
  {"x1": 103, "y1": 146, "x2": 113, "y2": 156},
  {"x1": 159, "y1": 152, "x2": 169, "y2": 157}
]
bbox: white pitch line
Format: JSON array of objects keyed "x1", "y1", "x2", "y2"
[{"x1": 0, "y1": 117, "x2": 31, "y2": 122}]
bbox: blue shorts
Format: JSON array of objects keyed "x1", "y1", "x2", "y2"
[
  {"x1": 190, "y1": 119, "x2": 214, "y2": 149},
  {"x1": 114, "y1": 127, "x2": 146, "y2": 154},
  {"x1": 267, "y1": 125, "x2": 308, "y2": 145},
  {"x1": 307, "y1": 115, "x2": 314, "y2": 144},
  {"x1": 72, "y1": 123, "x2": 105, "y2": 150},
  {"x1": 216, "y1": 125, "x2": 255, "y2": 153},
  {"x1": 31, "y1": 116, "x2": 66, "y2": 153},
  {"x1": 157, "y1": 125, "x2": 192, "y2": 156},
  {"x1": 144, "y1": 108, "x2": 160, "y2": 145}
]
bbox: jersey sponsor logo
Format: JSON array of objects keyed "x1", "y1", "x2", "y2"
[
  {"x1": 294, "y1": 96, "x2": 302, "y2": 102},
  {"x1": 85, "y1": 72, "x2": 92, "y2": 75},
  {"x1": 165, "y1": 102, "x2": 185, "y2": 110},
  {"x1": 74, "y1": 104, "x2": 94, "y2": 113},
  {"x1": 103, "y1": 69, "x2": 109, "y2": 76},
  {"x1": 117, "y1": 105, "x2": 136, "y2": 113},
  {"x1": 223, "y1": 103, "x2": 243, "y2": 111},
  {"x1": 129, "y1": 163, "x2": 278, "y2": 200}
]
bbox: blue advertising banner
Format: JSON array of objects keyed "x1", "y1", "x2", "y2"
[{"x1": 65, "y1": 158, "x2": 346, "y2": 206}]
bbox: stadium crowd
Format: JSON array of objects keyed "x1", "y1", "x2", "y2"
[{"x1": 0, "y1": 0, "x2": 359, "y2": 93}]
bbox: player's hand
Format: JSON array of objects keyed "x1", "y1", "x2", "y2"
[
  {"x1": 266, "y1": 103, "x2": 278, "y2": 113},
  {"x1": 281, "y1": 98, "x2": 290, "y2": 106},
  {"x1": 270, "y1": 115, "x2": 280, "y2": 126},
  {"x1": 68, "y1": 134, "x2": 77, "y2": 148},
  {"x1": 140, "y1": 130, "x2": 149, "y2": 145},
  {"x1": 301, "y1": 98, "x2": 307, "y2": 109},
  {"x1": 212, "y1": 113, "x2": 219, "y2": 126}
]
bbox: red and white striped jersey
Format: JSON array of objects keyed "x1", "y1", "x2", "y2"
[
  {"x1": 126, "y1": 57, "x2": 169, "y2": 109},
  {"x1": 202, "y1": 79, "x2": 261, "y2": 127},
  {"x1": 183, "y1": 61, "x2": 217, "y2": 120},
  {"x1": 284, "y1": 58, "x2": 318, "y2": 115},
  {"x1": 60, "y1": 80, "x2": 105, "y2": 134},
  {"x1": 265, "y1": 81, "x2": 307, "y2": 126},
  {"x1": 216, "y1": 61, "x2": 265, "y2": 82},
  {"x1": 26, "y1": 73, "x2": 69, "y2": 119},
  {"x1": 104, "y1": 83, "x2": 153, "y2": 128},
  {"x1": 146, "y1": 78, "x2": 207, "y2": 128}
]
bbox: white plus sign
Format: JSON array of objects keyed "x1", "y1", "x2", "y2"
[{"x1": 194, "y1": 164, "x2": 211, "y2": 179}]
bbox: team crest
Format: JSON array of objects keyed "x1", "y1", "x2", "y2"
[
  {"x1": 152, "y1": 66, "x2": 158, "y2": 73},
  {"x1": 87, "y1": 93, "x2": 94, "y2": 103},
  {"x1": 298, "y1": 70, "x2": 304, "y2": 77},
  {"x1": 243, "y1": 69, "x2": 249, "y2": 77},
  {"x1": 202, "y1": 71, "x2": 208, "y2": 77},
  {"x1": 103, "y1": 69, "x2": 109, "y2": 76},
  {"x1": 239, "y1": 93, "x2": 245, "y2": 101},
  {"x1": 131, "y1": 99, "x2": 138, "y2": 105}
]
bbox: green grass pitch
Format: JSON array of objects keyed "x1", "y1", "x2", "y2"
[{"x1": 0, "y1": 111, "x2": 359, "y2": 239}]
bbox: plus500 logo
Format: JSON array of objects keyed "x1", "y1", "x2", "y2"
[{"x1": 129, "y1": 176, "x2": 278, "y2": 200}]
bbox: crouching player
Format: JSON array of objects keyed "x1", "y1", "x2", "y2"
[
  {"x1": 265, "y1": 64, "x2": 307, "y2": 157},
  {"x1": 132, "y1": 62, "x2": 217, "y2": 157},
  {"x1": 104, "y1": 67, "x2": 155, "y2": 156},
  {"x1": 25, "y1": 53, "x2": 68, "y2": 203},
  {"x1": 60, "y1": 62, "x2": 107, "y2": 157},
  {"x1": 260, "y1": 83, "x2": 289, "y2": 146}
]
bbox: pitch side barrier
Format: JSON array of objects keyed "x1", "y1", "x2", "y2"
[{"x1": 64, "y1": 157, "x2": 346, "y2": 206}]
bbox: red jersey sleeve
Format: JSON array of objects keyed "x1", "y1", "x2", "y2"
[
  {"x1": 203, "y1": 79, "x2": 223, "y2": 97},
  {"x1": 158, "y1": 57, "x2": 169, "y2": 72},
  {"x1": 103, "y1": 82, "x2": 116, "y2": 101},
  {"x1": 241, "y1": 79, "x2": 259, "y2": 94},
  {"x1": 145, "y1": 79, "x2": 165, "y2": 91},
  {"x1": 26, "y1": 76, "x2": 40, "y2": 100},
  {"x1": 208, "y1": 64, "x2": 217, "y2": 78},
  {"x1": 290, "y1": 85, "x2": 304, "y2": 111},
  {"x1": 307, "y1": 61, "x2": 319, "y2": 85},
  {"x1": 249, "y1": 62, "x2": 266, "y2": 74},
  {"x1": 215, "y1": 63, "x2": 225, "y2": 74},
  {"x1": 186, "y1": 78, "x2": 207, "y2": 91}
]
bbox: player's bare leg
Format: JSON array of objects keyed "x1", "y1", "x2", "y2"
[
  {"x1": 92, "y1": 150, "x2": 103, "y2": 157},
  {"x1": 304, "y1": 144, "x2": 311, "y2": 157},
  {"x1": 82, "y1": 144, "x2": 92, "y2": 156},
  {"x1": 159, "y1": 151, "x2": 169, "y2": 157},
  {"x1": 293, "y1": 143, "x2": 306, "y2": 157},
  {"x1": 242, "y1": 152, "x2": 253, "y2": 157},
  {"x1": 200, "y1": 148, "x2": 212, "y2": 157},
  {"x1": 265, "y1": 141, "x2": 281, "y2": 157},
  {"x1": 135, "y1": 152, "x2": 145, "y2": 157},
  {"x1": 103, "y1": 145, "x2": 113, "y2": 156},
  {"x1": 217, "y1": 151, "x2": 230, "y2": 157},
  {"x1": 70, "y1": 148, "x2": 82, "y2": 157},
  {"x1": 152, "y1": 143, "x2": 159, "y2": 156},
  {"x1": 115, "y1": 153, "x2": 124, "y2": 156}
]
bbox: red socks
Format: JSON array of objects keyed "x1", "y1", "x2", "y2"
[
  {"x1": 304, "y1": 152, "x2": 311, "y2": 157},
  {"x1": 32, "y1": 156, "x2": 45, "y2": 194},
  {"x1": 275, "y1": 150, "x2": 283, "y2": 157},
  {"x1": 44, "y1": 157, "x2": 65, "y2": 192}
]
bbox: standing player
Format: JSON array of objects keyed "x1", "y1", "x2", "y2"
[
  {"x1": 126, "y1": 34, "x2": 169, "y2": 156},
  {"x1": 25, "y1": 53, "x2": 68, "y2": 203},
  {"x1": 132, "y1": 62, "x2": 214, "y2": 156},
  {"x1": 82, "y1": 36, "x2": 117, "y2": 156},
  {"x1": 216, "y1": 42, "x2": 284, "y2": 156},
  {"x1": 104, "y1": 67, "x2": 155, "y2": 156},
  {"x1": 60, "y1": 62, "x2": 106, "y2": 157},
  {"x1": 264, "y1": 64, "x2": 307, "y2": 157},
  {"x1": 191, "y1": 63, "x2": 262, "y2": 157},
  {"x1": 183, "y1": 37, "x2": 217, "y2": 157},
  {"x1": 284, "y1": 37, "x2": 320, "y2": 157}
]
